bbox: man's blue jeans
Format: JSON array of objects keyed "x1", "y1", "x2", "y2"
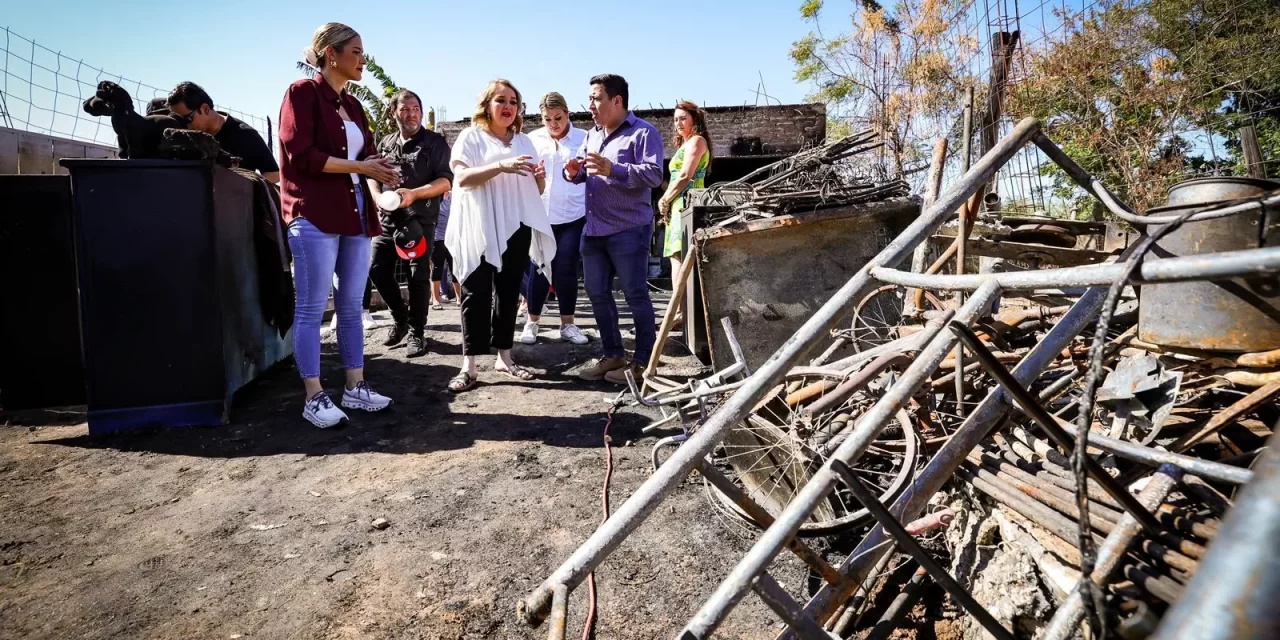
[{"x1": 581, "y1": 223, "x2": 656, "y2": 366}]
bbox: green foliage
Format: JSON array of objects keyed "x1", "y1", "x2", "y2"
[
  {"x1": 1012, "y1": 0, "x2": 1280, "y2": 213},
  {"x1": 790, "y1": 0, "x2": 980, "y2": 173}
]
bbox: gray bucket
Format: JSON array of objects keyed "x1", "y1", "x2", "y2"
[{"x1": 1137, "y1": 177, "x2": 1280, "y2": 352}]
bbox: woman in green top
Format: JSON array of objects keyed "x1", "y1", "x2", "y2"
[{"x1": 658, "y1": 101, "x2": 713, "y2": 302}]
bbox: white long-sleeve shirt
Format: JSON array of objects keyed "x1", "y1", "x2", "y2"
[{"x1": 528, "y1": 126, "x2": 587, "y2": 225}]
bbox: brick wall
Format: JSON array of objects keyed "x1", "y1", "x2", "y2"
[{"x1": 436, "y1": 102, "x2": 826, "y2": 158}]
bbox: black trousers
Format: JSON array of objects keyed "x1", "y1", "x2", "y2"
[
  {"x1": 460, "y1": 225, "x2": 531, "y2": 355},
  {"x1": 369, "y1": 226, "x2": 433, "y2": 333},
  {"x1": 430, "y1": 239, "x2": 453, "y2": 282}
]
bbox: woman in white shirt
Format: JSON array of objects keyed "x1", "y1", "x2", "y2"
[
  {"x1": 519, "y1": 92, "x2": 590, "y2": 346},
  {"x1": 445, "y1": 79, "x2": 556, "y2": 393}
]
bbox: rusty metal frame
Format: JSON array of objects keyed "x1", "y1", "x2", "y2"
[{"x1": 517, "y1": 118, "x2": 1279, "y2": 639}]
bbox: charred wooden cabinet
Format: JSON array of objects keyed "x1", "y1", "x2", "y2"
[
  {"x1": 60, "y1": 160, "x2": 292, "y2": 434},
  {"x1": 0, "y1": 175, "x2": 86, "y2": 410}
]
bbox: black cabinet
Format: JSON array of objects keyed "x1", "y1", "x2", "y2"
[
  {"x1": 0, "y1": 175, "x2": 87, "y2": 410},
  {"x1": 61, "y1": 160, "x2": 292, "y2": 434}
]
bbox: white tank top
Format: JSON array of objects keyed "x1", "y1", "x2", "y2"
[{"x1": 344, "y1": 120, "x2": 363, "y2": 183}]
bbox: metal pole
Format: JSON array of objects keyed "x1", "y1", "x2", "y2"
[
  {"x1": 962, "y1": 87, "x2": 975, "y2": 173},
  {"x1": 906, "y1": 138, "x2": 950, "y2": 314},
  {"x1": 1015, "y1": 421, "x2": 1254, "y2": 486},
  {"x1": 832, "y1": 460, "x2": 1016, "y2": 640},
  {"x1": 869, "y1": 246, "x2": 1280, "y2": 290},
  {"x1": 680, "y1": 281, "x2": 1003, "y2": 638},
  {"x1": 547, "y1": 584, "x2": 569, "y2": 640},
  {"x1": 1041, "y1": 465, "x2": 1183, "y2": 640},
  {"x1": 1150, "y1": 433, "x2": 1280, "y2": 640},
  {"x1": 750, "y1": 573, "x2": 838, "y2": 640},
  {"x1": 952, "y1": 88, "x2": 975, "y2": 419},
  {"x1": 785, "y1": 281, "x2": 1118, "y2": 634},
  {"x1": 518, "y1": 118, "x2": 1046, "y2": 627},
  {"x1": 864, "y1": 567, "x2": 928, "y2": 640}
]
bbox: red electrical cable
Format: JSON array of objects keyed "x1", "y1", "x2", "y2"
[{"x1": 581, "y1": 404, "x2": 616, "y2": 640}]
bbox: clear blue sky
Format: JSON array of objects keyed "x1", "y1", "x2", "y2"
[{"x1": 5, "y1": 0, "x2": 816, "y2": 131}]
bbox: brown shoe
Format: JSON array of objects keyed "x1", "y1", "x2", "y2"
[
  {"x1": 604, "y1": 363, "x2": 643, "y2": 386},
  {"x1": 578, "y1": 357, "x2": 627, "y2": 381}
]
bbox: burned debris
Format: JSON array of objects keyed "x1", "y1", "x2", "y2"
[
  {"x1": 692, "y1": 130, "x2": 910, "y2": 226},
  {"x1": 520, "y1": 118, "x2": 1280, "y2": 639}
]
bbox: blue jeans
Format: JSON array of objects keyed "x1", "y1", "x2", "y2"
[
  {"x1": 582, "y1": 223, "x2": 656, "y2": 365},
  {"x1": 526, "y1": 216, "x2": 586, "y2": 319},
  {"x1": 288, "y1": 212, "x2": 371, "y2": 380}
]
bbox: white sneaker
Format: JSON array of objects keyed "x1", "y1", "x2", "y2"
[
  {"x1": 361, "y1": 310, "x2": 377, "y2": 330},
  {"x1": 558, "y1": 324, "x2": 589, "y2": 345},
  {"x1": 341, "y1": 381, "x2": 392, "y2": 412},
  {"x1": 302, "y1": 392, "x2": 348, "y2": 428},
  {"x1": 327, "y1": 312, "x2": 339, "y2": 334},
  {"x1": 519, "y1": 321, "x2": 539, "y2": 345}
]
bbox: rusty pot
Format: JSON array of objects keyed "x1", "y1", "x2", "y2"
[{"x1": 1137, "y1": 177, "x2": 1280, "y2": 352}]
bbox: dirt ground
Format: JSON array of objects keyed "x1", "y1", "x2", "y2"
[{"x1": 0, "y1": 291, "x2": 813, "y2": 640}]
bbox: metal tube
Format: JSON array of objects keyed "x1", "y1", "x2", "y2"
[
  {"x1": 752, "y1": 573, "x2": 838, "y2": 640},
  {"x1": 959, "y1": 464, "x2": 1105, "y2": 545},
  {"x1": 969, "y1": 452, "x2": 1125, "y2": 526},
  {"x1": 1039, "y1": 465, "x2": 1181, "y2": 640},
  {"x1": 986, "y1": 443, "x2": 1123, "y2": 509},
  {"x1": 547, "y1": 584, "x2": 569, "y2": 640},
  {"x1": 832, "y1": 460, "x2": 1016, "y2": 640},
  {"x1": 721, "y1": 316, "x2": 752, "y2": 376},
  {"x1": 1019, "y1": 418, "x2": 1255, "y2": 486},
  {"x1": 829, "y1": 550, "x2": 898, "y2": 634},
  {"x1": 1035, "y1": 132, "x2": 1280, "y2": 225},
  {"x1": 948, "y1": 321, "x2": 1165, "y2": 534},
  {"x1": 1151, "y1": 433, "x2": 1280, "y2": 640},
  {"x1": 681, "y1": 281, "x2": 1003, "y2": 638},
  {"x1": 869, "y1": 245, "x2": 1280, "y2": 291},
  {"x1": 519, "y1": 119, "x2": 1046, "y2": 628},
  {"x1": 786, "y1": 282, "x2": 1117, "y2": 635},
  {"x1": 865, "y1": 567, "x2": 929, "y2": 640}
]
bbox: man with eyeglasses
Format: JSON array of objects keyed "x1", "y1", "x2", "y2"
[{"x1": 167, "y1": 81, "x2": 280, "y2": 183}]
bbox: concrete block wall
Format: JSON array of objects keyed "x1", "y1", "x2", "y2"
[{"x1": 436, "y1": 103, "x2": 826, "y2": 158}]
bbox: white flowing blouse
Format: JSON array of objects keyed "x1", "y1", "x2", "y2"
[{"x1": 445, "y1": 125, "x2": 556, "y2": 282}]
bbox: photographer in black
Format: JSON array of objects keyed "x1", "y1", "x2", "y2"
[{"x1": 367, "y1": 89, "x2": 453, "y2": 357}]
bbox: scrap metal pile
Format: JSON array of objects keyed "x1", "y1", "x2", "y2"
[
  {"x1": 517, "y1": 119, "x2": 1280, "y2": 640},
  {"x1": 694, "y1": 130, "x2": 910, "y2": 227}
]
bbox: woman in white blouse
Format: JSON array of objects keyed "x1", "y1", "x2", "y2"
[
  {"x1": 445, "y1": 79, "x2": 556, "y2": 393},
  {"x1": 520, "y1": 91, "x2": 590, "y2": 346}
]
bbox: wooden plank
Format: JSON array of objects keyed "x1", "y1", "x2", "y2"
[
  {"x1": 0, "y1": 128, "x2": 19, "y2": 174},
  {"x1": 1241, "y1": 124, "x2": 1266, "y2": 179},
  {"x1": 17, "y1": 133, "x2": 55, "y2": 175},
  {"x1": 644, "y1": 243, "x2": 698, "y2": 383},
  {"x1": 52, "y1": 140, "x2": 86, "y2": 175}
]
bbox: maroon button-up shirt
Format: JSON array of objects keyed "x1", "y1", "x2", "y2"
[{"x1": 278, "y1": 74, "x2": 381, "y2": 237}]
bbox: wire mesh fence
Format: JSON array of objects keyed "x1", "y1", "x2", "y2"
[{"x1": 1, "y1": 25, "x2": 270, "y2": 149}]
